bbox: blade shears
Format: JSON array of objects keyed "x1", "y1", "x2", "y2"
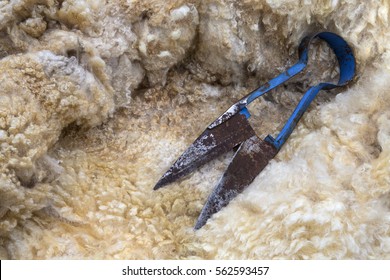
[{"x1": 154, "y1": 32, "x2": 356, "y2": 229}]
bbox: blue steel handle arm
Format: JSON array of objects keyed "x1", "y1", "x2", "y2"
[
  {"x1": 208, "y1": 33, "x2": 316, "y2": 129},
  {"x1": 265, "y1": 32, "x2": 356, "y2": 150},
  {"x1": 243, "y1": 35, "x2": 313, "y2": 105},
  {"x1": 208, "y1": 60, "x2": 307, "y2": 129}
]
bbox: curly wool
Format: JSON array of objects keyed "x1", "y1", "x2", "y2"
[{"x1": 1, "y1": 0, "x2": 390, "y2": 259}]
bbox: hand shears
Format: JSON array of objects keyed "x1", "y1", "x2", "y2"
[{"x1": 154, "y1": 32, "x2": 356, "y2": 229}]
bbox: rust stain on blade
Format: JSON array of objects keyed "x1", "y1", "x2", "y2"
[
  {"x1": 154, "y1": 113, "x2": 256, "y2": 190},
  {"x1": 194, "y1": 135, "x2": 278, "y2": 229}
]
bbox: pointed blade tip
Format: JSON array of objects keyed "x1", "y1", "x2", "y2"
[
  {"x1": 194, "y1": 206, "x2": 213, "y2": 230},
  {"x1": 154, "y1": 169, "x2": 179, "y2": 190},
  {"x1": 194, "y1": 219, "x2": 206, "y2": 230},
  {"x1": 153, "y1": 178, "x2": 168, "y2": 190}
]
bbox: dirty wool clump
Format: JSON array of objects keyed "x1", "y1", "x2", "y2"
[
  {"x1": 0, "y1": 50, "x2": 114, "y2": 246},
  {"x1": 1, "y1": 0, "x2": 390, "y2": 259}
]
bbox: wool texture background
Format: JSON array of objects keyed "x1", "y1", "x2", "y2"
[{"x1": 1, "y1": 0, "x2": 390, "y2": 259}]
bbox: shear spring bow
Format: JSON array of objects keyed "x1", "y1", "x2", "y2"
[{"x1": 154, "y1": 32, "x2": 356, "y2": 229}]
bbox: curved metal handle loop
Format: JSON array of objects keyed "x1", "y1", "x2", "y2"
[
  {"x1": 265, "y1": 32, "x2": 356, "y2": 150},
  {"x1": 208, "y1": 32, "x2": 355, "y2": 130}
]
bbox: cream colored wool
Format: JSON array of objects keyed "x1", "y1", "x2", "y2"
[{"x1": 1, "y1": 0, "x2": 390, "y2": 259}]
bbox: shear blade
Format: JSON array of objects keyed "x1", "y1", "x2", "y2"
[
  {"x1": 194, "y1": 135, "x2": 278, "y2": 229},
  {"x1": 154, "y1": 113, "x2": 256, "y2": 190}
]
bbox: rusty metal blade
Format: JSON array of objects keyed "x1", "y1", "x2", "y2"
[
  {"x1": 154, "y1": 113, "x2": 256, "y2": 190},
  {"x1": 194, "y1": 135, "x2": 278, "y2": 229}
]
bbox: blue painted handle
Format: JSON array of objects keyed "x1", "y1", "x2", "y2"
[
  {"x1": 208, "y1": 34, "x2": 314, "y2": 129},
  {"x1": 264, "y1": 32, "x2": 356, "y2": 150},
  {"x1": 264, "y1": 84, "x2": 326, "y2": 149},
  {"x1": 238, "y1": 33, "x2": 313, "y2": 106},
  {"x1": 244, "y1": 62, "x2": 306, "y2": 105},
  {"x1": 209, "y1": 32, "x2": 355, "y2": 137}
]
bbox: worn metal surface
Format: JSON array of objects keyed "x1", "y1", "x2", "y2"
[
  {"x1": 153, "y1": 31, "x2": 356, "y2": 230},
  {"x1": 194, "y1": 136, "x2": 278, "y2": 229},
  {"x1": 154, "y1": 113, "x2": 256, "y2": 190}
]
